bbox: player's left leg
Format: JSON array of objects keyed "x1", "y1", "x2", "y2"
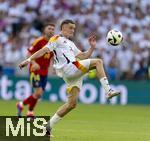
[
  {"x1": 89, "y1": 58, "x2": 120, "y2": 99},
  {"x1": 72, "y1": 59, "x2": 120, "y2": 99}
]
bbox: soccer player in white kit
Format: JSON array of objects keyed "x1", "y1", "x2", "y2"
[{"x1": 19, "y1": 19, "x2": 120, "y2": 136}]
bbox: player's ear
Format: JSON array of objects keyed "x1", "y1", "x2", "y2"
[{"x1": 61, "y1": 25, "x2": 64, "y2": 31}]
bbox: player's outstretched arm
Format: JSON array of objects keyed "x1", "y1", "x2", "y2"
[
  {"x1": 19, "y1": 47, "x2": 50, "y2": 69},
  {"x1": 76, "y1": 34, "x2": 96, "y2": 60}
]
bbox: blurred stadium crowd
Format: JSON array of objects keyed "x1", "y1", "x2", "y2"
[{"x1": 0, "y1": 0, "x2": 149, "y2": 80}]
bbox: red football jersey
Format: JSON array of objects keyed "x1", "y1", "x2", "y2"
[{"x1": 28, "y1": 36, "x2": 53, "y2": 76}]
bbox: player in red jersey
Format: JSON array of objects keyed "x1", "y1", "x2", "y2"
[{"x1": 16, "y1": 23, "x2": 55, "y2": 117}]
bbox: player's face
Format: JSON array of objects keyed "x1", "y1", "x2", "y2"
[
  {"x1": 44, "y1": 25, "x2": 55, "y2": 37},
  {"x1": 62, "y1": 23, "x2": 76, "y2": 38}
]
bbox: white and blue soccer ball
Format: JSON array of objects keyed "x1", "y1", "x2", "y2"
[{"x1": 106, "y1": 29, "x2": 123, "y2": 46}]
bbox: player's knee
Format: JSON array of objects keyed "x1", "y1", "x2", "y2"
[
  {"x1": 71, "y1": 86, "x2": 80, "y2": 94},
  {"x1": 33, "y1": 93, "x2": 41, "y2": 99},
  {"x1": 68, "y1": 102, "x2": 77, "y2": 110},
  {"x1": 33, "y1": 88, "x2": 43, "y2": 98}
]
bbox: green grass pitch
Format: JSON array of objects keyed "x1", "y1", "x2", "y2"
[{"x1": 0, "y1": 100, "x2": 150, "y2": 141}]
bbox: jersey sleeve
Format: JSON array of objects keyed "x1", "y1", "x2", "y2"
[
  {"x1": 45, "y1": 35, "x2": 59, "y2": 51},
  {"x1": 28, "y1": 37, "x2": 43, "y2": 53},
  {"x1": 73, "y1": 44, "x2": 81, "y2": 56},
  {"x1": 28, "y1": 43, "x2": 40, "y2": 54}
]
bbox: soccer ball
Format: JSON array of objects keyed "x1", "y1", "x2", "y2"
[{"x1": 106, "y1": 29, "x2": 123, "y2": 46}]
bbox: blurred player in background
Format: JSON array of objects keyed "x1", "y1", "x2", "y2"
[
  {"x1": 19, "y1": 19, "x2": 120, "y2": 135},
  {"x1": 16, "y1": 23, "x2": 55, "y2": 117}
]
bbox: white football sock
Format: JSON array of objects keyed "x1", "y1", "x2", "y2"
[
  {"x1": 100, "y1": 77, "x2": 111, "y2": 94},
  {"x1": 49, "y1": 113, "x2": 62, "y2": 129}
]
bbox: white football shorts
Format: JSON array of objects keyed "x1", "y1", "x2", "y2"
[{"x1": 62, "y1": 59, "x2": 91, "y2": 91}]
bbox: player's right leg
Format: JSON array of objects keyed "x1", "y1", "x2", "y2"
[
  {"x1": 16, "y1": 87, "x2": 42, "y2": 118},
  {"x1": 45, "y1": 86, "x2": 80, "y2": 135},
  {"x1": 89, "y1": 58, "x2": 120, "y2": 99},
  {"x1": 26, "y1": 87, "x2": 44, "y2": 117},
  {"x1": 56, "y1": 86, "x2": 80, "y2": 117}
]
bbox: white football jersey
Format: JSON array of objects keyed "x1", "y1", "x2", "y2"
[{"x1": 45, "y1": 35, "x2": 81, "y2": 70}]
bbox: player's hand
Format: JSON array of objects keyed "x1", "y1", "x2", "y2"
[
  {"x1": 88, "y1": 34, "x2": 97, "y2": 49},
  {"x1": 31, "y1": 62, "x2": 40, "y2": 71},
  {"x1": 19, "y1": 59, "x2": 30, "y2": 69}
]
